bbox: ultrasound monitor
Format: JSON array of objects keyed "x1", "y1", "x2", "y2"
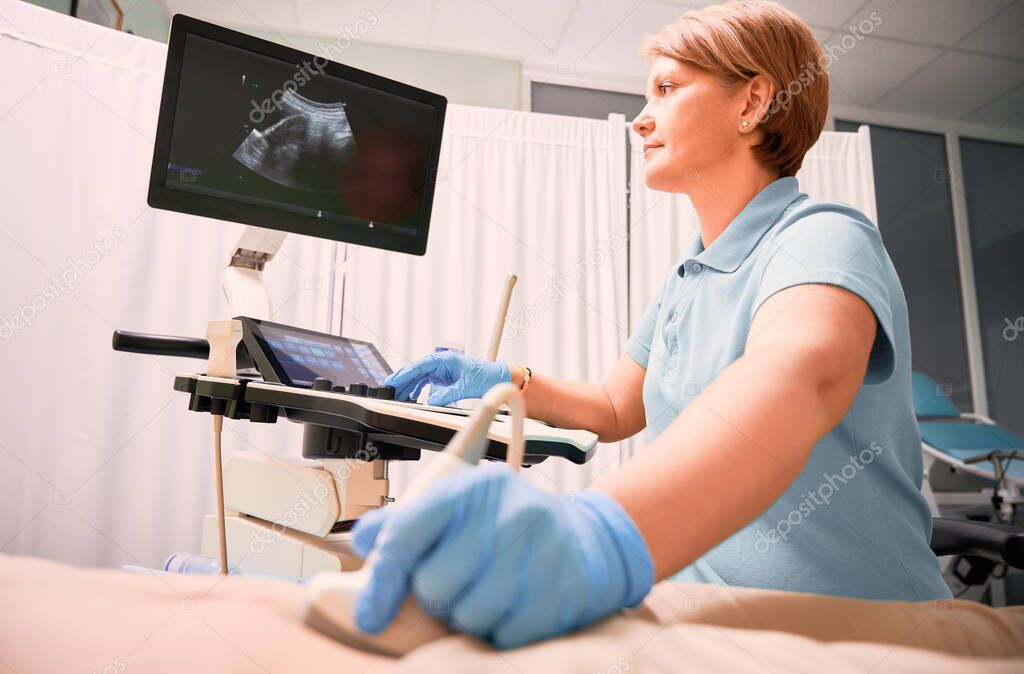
[{"x1": 148, "y1": 15, "x2": 447, "y2": 255}]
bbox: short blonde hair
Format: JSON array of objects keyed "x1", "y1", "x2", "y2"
[{"x1": 643, "y1": 1, "x2": 828, "y2": 177}]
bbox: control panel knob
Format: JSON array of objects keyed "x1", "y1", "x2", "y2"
[
  {"x1": 349, "y1": 383, "x2": 369, "y2": 397},
  {"x1": 312, "y1": 377, "x2": 333, "y2": 391},
  {"x1": 375, "y1": 385, "x2": 396, "y2": 400}
]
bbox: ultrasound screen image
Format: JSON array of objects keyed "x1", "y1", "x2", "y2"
[
  {"x1": 165, "y1": 34, "x2": 435, "y2": 231},
  {"x1": 232, "y1": 90, "x2": 357, "y2": 193}
]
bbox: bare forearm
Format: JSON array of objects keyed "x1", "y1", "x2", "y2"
[
  {"x1": 512, "y1": 368, "x2": 622, "y2": 441},
  {"x1": 592, "y1": 345, "x2": 840, "y2": 580}
]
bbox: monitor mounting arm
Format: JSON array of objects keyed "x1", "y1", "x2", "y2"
[{"x1": 223, "y1": 226, "x2": 288, "y2": 319}]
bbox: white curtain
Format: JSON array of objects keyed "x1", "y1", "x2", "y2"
[
  {"x1": 0, "y1": 1, "x2": 337, "y2": 569},
  {"x1": 626, "y1": 127, "x2": 877, "y2": 453},
  {"x1": 338, "y1": 105, "x2": 630, "y2": 496}
]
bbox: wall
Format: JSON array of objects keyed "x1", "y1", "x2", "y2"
[
  {"x1": 21, "y1": 0, "x2": 521, "y2": 109},
  {"x1": 244, "y1": 30, "x2": 522, "y2": 110}
]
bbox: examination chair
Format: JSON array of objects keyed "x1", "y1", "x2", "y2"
[{"x1": 914, "y1": 372, "x2": 1024, "y2": 588}]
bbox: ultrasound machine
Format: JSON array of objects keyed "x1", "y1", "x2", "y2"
[{"x1": 111, "y1": 15, "x2": 597, "y2": 650}]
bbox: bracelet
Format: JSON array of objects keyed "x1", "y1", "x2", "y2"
[{"x1": 518, "y1": 365, "x2": 532, "y2": 393}]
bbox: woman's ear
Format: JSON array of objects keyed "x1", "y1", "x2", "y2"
[{"x1": 739, "y1": 74, "x2": 775, "y2": 133}]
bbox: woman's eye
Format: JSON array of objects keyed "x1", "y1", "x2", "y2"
[{"x1": 658, "y1": 83, "x2": 673, "y2": 95}]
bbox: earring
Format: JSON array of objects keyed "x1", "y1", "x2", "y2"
[{"x1": 742, "y1": 120, "x2": 750, "y2": 129}]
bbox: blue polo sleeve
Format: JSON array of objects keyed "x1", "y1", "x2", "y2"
[
  {"x1": 752, "y1": 209, "x2": 896, "y2": 384},
  {"x1": 625, "y1": 279, "x2": 666, "y2": 368}
]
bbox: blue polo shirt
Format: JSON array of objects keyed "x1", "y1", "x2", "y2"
[{"x1": 626, "y1": 177, "x2": 950, "y2": 601}]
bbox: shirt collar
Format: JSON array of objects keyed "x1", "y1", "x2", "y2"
[{"x1": 687, "y1": 176, "x2": 805, "y2": 274}]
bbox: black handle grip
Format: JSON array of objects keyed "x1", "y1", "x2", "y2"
[
  {"x1": 112, "y1": 330, "x2": 255, "y2": 370},
  {"x1": 112, "y1": 330, "x2": 209, "y2": 359}
]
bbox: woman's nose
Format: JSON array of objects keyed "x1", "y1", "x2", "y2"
[{"x1": 631, "y1": 109, "x2": 653, "y2": 136}]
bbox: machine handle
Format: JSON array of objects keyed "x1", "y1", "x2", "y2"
[
  {"x1": 112, "y1": 330, "x2": 209, "y2": 358},
  {"x1": 112, "y1": 330, "x2": 255, "y2": 370}
]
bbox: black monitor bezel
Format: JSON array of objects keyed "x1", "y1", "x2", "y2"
[
  {"x1": 148, "y1": 14, "x2": 447, "y2": 256},
  {"x1": 238, "y1": 316, "x2": 392, "y2": 388}
]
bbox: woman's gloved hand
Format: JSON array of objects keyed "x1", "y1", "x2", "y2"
[
  {"x1": 384, "y1": 352, "x2": 511, "y2": 406},
  {"x1": 352, "y1": 463, "x2": 654, "y2": 650}
]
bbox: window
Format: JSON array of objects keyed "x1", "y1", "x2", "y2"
[
  {"x1": 531, "y1": 82, "x2": 645, "y2": 120},
  {"x1": 960, "y1": 137, "x2": 1024, "y2": 434}
]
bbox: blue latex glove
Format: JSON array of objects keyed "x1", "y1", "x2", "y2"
[
  {"x1": 352, "y1": 463, "x2": 654, "y2": 649},
  {"x1": 384, "y1": 352, "x2": 511, "y2": 406}
]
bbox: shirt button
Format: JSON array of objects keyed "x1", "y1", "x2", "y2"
[{"x1": 690, "y1": 263, "x2": 703, "y2": 274}]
